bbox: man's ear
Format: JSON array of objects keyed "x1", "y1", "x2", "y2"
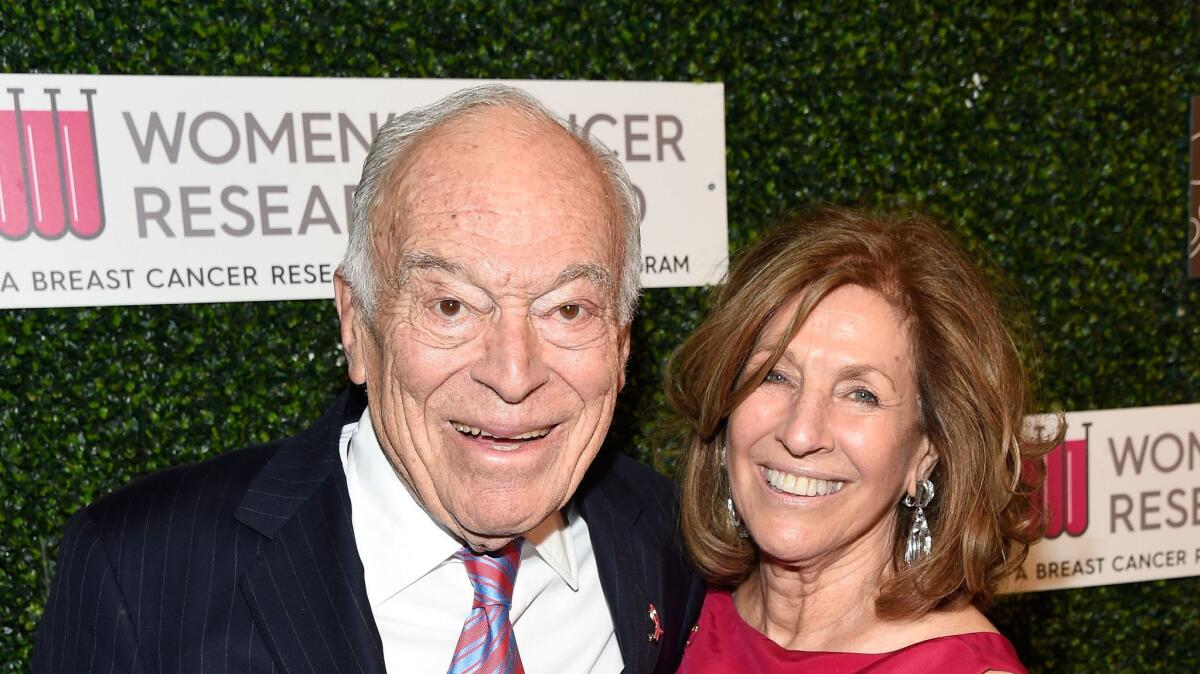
[
  {"x1": 334, "y1": 272, "x2": 369, "y2": 385},
  {"x1": 617, "y1": 323, "x2": 632, "y2": 391}
]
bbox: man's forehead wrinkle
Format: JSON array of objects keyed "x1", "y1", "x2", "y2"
[
  {"x1": 394, "y1": 255, "x2": 612, "y2": 297},
  {"x1": 392, "y1": 129, "x2": 608, "y2": 219},
  {"x1": 369, "y1": 156, "x2": 422, "y2": 271},
  {"x1": 368, "y1": 104, "x2": 623, "y2": 303}
]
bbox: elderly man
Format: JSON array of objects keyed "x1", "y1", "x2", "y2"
[{"x1": 34, "y1": 85, "x2": 704, "y2": 673}]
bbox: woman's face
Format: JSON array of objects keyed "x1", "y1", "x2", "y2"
[{"x1": 726, "y1": 284, "x2": 936, "y2": 566}]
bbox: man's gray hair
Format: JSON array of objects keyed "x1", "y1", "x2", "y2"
[{"x1": 340, "y1": 84, "x2": 642, "y2": 325}]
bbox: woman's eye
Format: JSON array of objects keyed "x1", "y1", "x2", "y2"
[
  {"x1": 764, "y1": 370, "x2": 788, "y2": 384},
  {"x1": 558, "y1": 304, "x2": 582, "y2": 321},
  {"x1": 436, "y1": 299, "x2": 464, "y2": 318},
  {"x1": 850, "y1": 388, "x2": 880, "y2": 405}
]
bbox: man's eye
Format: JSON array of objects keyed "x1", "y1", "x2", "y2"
[
  {"x1": 436, "y1": 299, "x2": 464, "y2": 317},
  {"x1": 558, "y1": 304, "x2": 582, "y2": 321}
]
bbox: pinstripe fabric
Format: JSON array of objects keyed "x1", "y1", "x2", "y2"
[
  {"x1": 33, "y1": 388, "x2": 384, "y2": 674},
  {"x1": 576, "y1": 451, "x2": 708, "y2": 674},
  {"x1": 33, "y1": 386, "x2": 705, "y2": 673},
  {"x1": 448, "y1": 542, "x2": 523, "y2": 674}
]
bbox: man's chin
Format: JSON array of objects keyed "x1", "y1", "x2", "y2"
[
  {"x1": 458, "y1": 531, "x2": 524, "y2": 553},
  {"x1": 453, "y1": 508, "x2": 558, "y2": 553}
]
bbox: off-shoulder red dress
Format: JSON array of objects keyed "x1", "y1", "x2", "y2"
[{"x1": 678, "y1": 590, "x2": 1028, "y2": 674}]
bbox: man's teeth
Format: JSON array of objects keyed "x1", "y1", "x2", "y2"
[
  {"x1": 764, "y1": 468, "x2": 845, "y2": 497},
  {"x1": 451, "y1": 422, "x2": 550, "y2": 441}
]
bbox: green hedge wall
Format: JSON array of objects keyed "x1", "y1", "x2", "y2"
[{"x1": 2, "y1": 2, "x2": 1198, "y2": 671}]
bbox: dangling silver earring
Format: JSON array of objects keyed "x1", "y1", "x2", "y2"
[
  {"x1": 725, "y1": 497, "x2": 742, "y2": 528},
  {"x1": 903, "y1": 479, "x2": 935, "y2": 566},
  {"x1": 721, "y1": 446, "x2": 749, "y2": 538}
]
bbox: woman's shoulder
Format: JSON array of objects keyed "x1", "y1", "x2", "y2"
[
  {"x1": 873, "y1": 606, "x2": 1026, "y2": 674},
  {"x1": 867, "y1": 632, "x2": 1024, "y2": 673},
  {"x1": 900, "y1": 603, "x2": 999, "y2": 643}
]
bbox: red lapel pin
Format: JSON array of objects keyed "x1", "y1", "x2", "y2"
[{"x1": 647, "y1": 603, "x2": 664, "y2": 643}]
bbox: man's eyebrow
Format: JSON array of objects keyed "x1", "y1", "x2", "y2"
[
  {"x1": 392, "y1": 251, "x2": 466, "y2": 287},
  {"x1": 554, "y1": 263, "x2": 612, "y2": 289}
]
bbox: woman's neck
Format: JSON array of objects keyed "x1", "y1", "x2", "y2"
[{"x1": 733, "y1": 521, "x2": 899, "y2": 652}]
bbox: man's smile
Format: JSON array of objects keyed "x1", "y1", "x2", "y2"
[{"x1": 450, "y1": 420, "x2": 555, "y2": 441}]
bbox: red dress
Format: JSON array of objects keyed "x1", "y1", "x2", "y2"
[{"x1": 679, "y1": 590, "x2": 1028, "y2": 674}]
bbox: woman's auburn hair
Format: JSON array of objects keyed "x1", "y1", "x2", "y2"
[{"x1": 665, "y1": 206, "x2": 1064, "y2": 620}]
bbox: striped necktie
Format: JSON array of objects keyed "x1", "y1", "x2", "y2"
[{"x1": 447, "y1": 539, "x2": 524, "y2": 674}]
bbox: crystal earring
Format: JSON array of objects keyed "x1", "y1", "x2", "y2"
[
  {"x1": 903, "y1": 479, "x2": 935, "y2": 566},
  {"x1": 721, "y1": 446, "x2": 749, "y2": 538},
  {"x1": 725, "y1": 496, "x2": 741, "y2": 529}
]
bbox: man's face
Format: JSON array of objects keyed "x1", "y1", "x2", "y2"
[{"x1": 335, "y1": 107, "x2": 630, "y2": 551}]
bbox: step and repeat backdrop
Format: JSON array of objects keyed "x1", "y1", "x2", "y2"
[
  {"x1": 2, "y1": 6, "x2": 1199, "y2": 662},
  {"x1": 0, "y1": 74, "x2": 728, "y2": 308},
  {"x1": 3, "y1": 74, "x2": 1197, "y2": 597}
]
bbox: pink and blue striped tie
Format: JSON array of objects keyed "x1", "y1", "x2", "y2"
[{"x1": 447, "y1": 540, "x2": 524, "y2": 674}]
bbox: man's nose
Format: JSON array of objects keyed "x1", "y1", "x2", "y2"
[
  {"x1": 776, "y1": 393, "x2": 834, "y2": 457},
  {"x1": 470, "y1": 312, "x2": 550, "y2": 404}
]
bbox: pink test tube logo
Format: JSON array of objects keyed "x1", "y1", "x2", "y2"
[
  {"x1": 0, "y1": 87, "x2": 105, "y2": 240},
  {"x1": 1036, "y1": 422, "x2": 1091, "y2": 539}
]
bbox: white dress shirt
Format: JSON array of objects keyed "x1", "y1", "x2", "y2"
[{"x1": 339, "y1": 409, "x2": 622, "y2": 673}]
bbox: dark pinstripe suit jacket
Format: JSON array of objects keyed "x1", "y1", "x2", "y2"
[{"x1": 33, "y1": 387, "x2": 705, "y2": 673}]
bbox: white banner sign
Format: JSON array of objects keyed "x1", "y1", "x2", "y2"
[
  {"x1": 0, "y1": 75, "x2": 727, "y2": 309},
  {"x1": 1005, "y1": 403, "x2": 1200, "y2": 593}
]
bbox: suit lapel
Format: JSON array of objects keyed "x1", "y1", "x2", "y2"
[
  {"x1": 235, "y1": 388, "x2": 386, "y2": 674},
  {"x1": 578, "y1": 454, "x2": 666, "y2": 674}
]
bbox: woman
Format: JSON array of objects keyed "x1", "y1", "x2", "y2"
[{"x1": 668, "y1": 207, "x2": 1061, "y2": 673}]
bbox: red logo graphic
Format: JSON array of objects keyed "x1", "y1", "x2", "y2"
[
  {"x1": 0, "y1": 87, "x2": 104, "y2": 240},
  {"x1": 1036, "y1": 422, "x2": 1091, "y2": 538}
]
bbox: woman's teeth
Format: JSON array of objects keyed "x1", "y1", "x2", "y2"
[
  {"x1": 764, "y1": 468, "x2": 845, "y2": 497},
  {"x1": 451, "y1": 422, "x2": 551, "y2": 440}
]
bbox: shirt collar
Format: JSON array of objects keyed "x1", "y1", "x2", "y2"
[
  {"x1": 341, "y1": 408, "x2": 580, "y2": 606},
  {"x1": 525, "y1": 505, "x2": 581, "y2": 591}
]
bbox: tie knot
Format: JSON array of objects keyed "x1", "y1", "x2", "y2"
[{"x1": 456, "y1": 539, "x2": 522, "y2": 608}]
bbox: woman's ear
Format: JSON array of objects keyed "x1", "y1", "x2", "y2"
[{"x1": 907, "y1": 436, "x2": 939, "y2": 496}]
